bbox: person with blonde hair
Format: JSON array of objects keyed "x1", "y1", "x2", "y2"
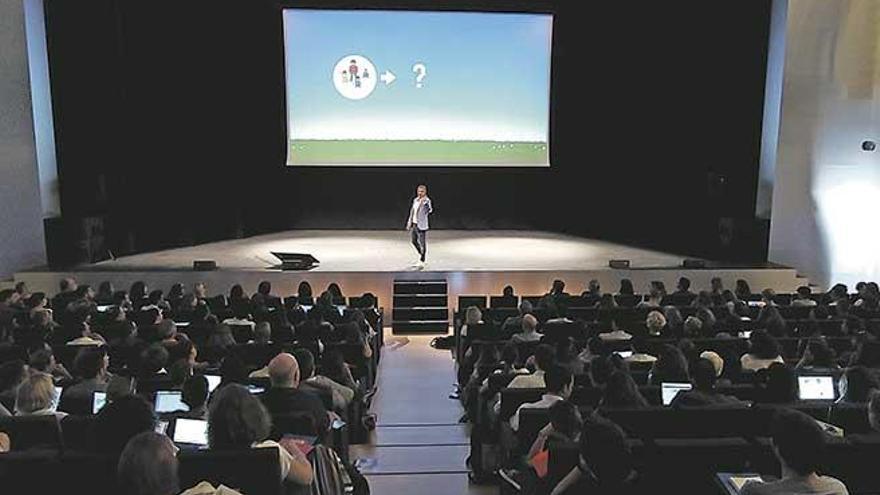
[
  {"x1": 15, "y1": 372, "x2": 65, "y2": 419},
  {"x1": 460, "y1": 306, "x2": 483, "y2": 337},
  {"x1": 512, "y1": 314, "x2": 542, "y2": 343},
  {"x1": 645, "y1": 310, "x2": 667, "y2": 336}
]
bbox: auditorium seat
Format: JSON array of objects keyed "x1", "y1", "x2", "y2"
[
  {"x1": 0, "y1": 415, "x2": 64, "y2": 451},
  {"x1": 177, "y1": 448, "x2": 282, "y2": 495},
  {"x1": 499, "y1": 388, "x2": 545, "y2": 422},
  {"x1": 829, "y1": 403, "x2": 871, "y2": 435},
  {"x1": 458, "y1": 295, "x2": 487, "y2": 310},
  {"x1": 0, "y1": 450, "x2": 61, "y2": 493},
  {"x1": 60, "y1": 415, "x2": 95, "y2": 451}
]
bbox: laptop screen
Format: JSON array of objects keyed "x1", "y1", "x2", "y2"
[
  {"x1": 92, "y1": 391, "x2": 107, "y2": 414},
  {"x1": 661, "y1": 382, "x2": 692, "y2": 406},
  {"x1": 173, "y1": 418, "x2": 208, "y2": 446},
  {"x1": 155, "y1": 390, "x2": 190, "y2": 413},
  {"x1": 204, "y1": 375, "x2": 221, "y2": 394},
  {"x1": 798, "y1": 375, "x2": 835, "y2": 400}
]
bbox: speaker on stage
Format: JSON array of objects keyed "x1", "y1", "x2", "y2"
[
  {"x1": 608, "y1": 259, "x2": 630, "y2": 269},
  {"x1": 271, "y1": 252, "x2": 320, "y2": 271}
]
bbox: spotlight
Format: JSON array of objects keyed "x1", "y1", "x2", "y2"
[{"x1": 861, "y1": 140, "x2": 876, "y2": 152}]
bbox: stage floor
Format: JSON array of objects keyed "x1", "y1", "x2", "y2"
[{"x1": 86, "y1": 230, "x2": 687, "y2": 273}]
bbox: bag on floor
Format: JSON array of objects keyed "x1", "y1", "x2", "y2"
[
  {"x1": 309, "y1": 445, "x2": 353, "y2": 495},
  {"x1": 430, "y1": 335, "x2": 455, "y2": 350}
]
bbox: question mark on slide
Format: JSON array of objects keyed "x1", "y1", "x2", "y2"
[{"x1": 412, "y1": 63, "x2": 427, "y2": 88}]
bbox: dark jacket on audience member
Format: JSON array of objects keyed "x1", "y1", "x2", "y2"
[
  {"x1": 259, "y1": 387, "x2": 329, "y2": 433},
  {"x1": 670, "y1": 389, "x2": 744, "y2": 408}
]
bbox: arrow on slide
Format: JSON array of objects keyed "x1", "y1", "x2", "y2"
[{"x1": 380, "y1": 70, "x2": 396, "y2": 85}]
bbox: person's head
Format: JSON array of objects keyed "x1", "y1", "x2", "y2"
[
  {"x1": 699, "y1": 351, "x2": 724, "y2": 378},
  {"x1": 268, "y1": 352, "x2": 300, "y2": 388},
  {"x1": 804, "y1": 339, "x2": 835, "y2": 368},
  {"x1": 139, "y1": 344, "x2": 169, "y2": 376},
  {"x1": 254, "y1": 321, "x2": 271, "y2": 344},
  {"x1": 74, "y1": 346, "x2": 109, "y2": 380},
  {"x1": 579, "y1": 418, "x2": 632, "y2": 486},
  {"x1": 652, "y1": 344, "x2": 689, "y2": 383},
  {"x1": 297, "y1": 281, "x2": 313, "y2": 298},
  {"x1": 156, "y1": 319, "x2": 176, "y2": 341},
  {"x1": 770, "y1": 409, "x2": 828, "y2": 476},
  {"x1": 181, "y1": 375, "x2": 209, "y2": 411},
  {"x1": 645, "y1": 310, "x2": 667, "y2": 335},
  {"x1": 761, "y1": 288, "x2": 776, "y2": 303},
  {"x1": 464, "y1": 306, "x2": 482, "y2": 326},
  {"x1": 868, "y1": 390, "x2": 880, "y2": 432},
  {"x1": 168, "y1": 359, "x2": 194, "y2": 388},
  {"x1": 117, "y1": 432, "x2": 179, "y2": 495},
  {"x1": 219, "y1": 355, "x2": 247, "y2": 385},
  {"x1": 518, "y1": 300, "x2": 533, "y2": 316},
  {"x1": 193, "y1": 283, "x2": 207, "y2": 299},
  {"x1": 710, "y1": 277, "x2": 723, "y2": 293},
  {"x1": 130, "y1": 281, "x2": 147, "y2": 301},
  {"x1": 26, "y1": 292, "x2": 47, "y2": 310},
  {"x1": 500, "y1": 342, "x2": 520, "y2": 368},
  {"x1": 650, "y1": 280, "x2": 667, "y2": 296},
  {"x1": 146, "y1": 290, "x2": 163, "y2": 307},
  {"x1": 168, "y1": 283, "x2": 185, "y2": 300},
  {"x1": 603, "y1": 370, "x2": 648, "y2": 408},
  {"x1": 502, "y1": 285, "x2": 514, "y2": 297},
  {"x1": 293, "y1": 348, "x2": 316, "y2": 380},
  {"x1": 93, "y1": 394, "x2": 156, "y2": 454},
  {"x1": 207, "y1": 384, "x2": 271, "y2": 449},
  {"x1": 0, "y1": 289, "x2": 17, "y2": 306},
  {"x1": 735, "y1": 279, "x2": 752, "y2": 298},
  {"x1": 28, "y1": 346, "x2": 56, "y2": 373},
  {"x1": 416, "y1": 184, "x2": 427, "y2": 198},
  {"x1": 663, "y1": 306, "x2": 683, "y2": 328},
  {"x1": 15, "y1": 372, "x2": 56, "y2": 414},
  {"x1": 521, "y1": 314, "x2": 538, "y2": 334},
  {"x1": 618, "y1": 279, "x2": 634, "y2": 295},
  {"x1": 764, "y1": 362, "x2": 798, "y2": 403},
  {"x1": 839, "y1": 365, "x2": 880, "y2": 402},
  {"x1": 551, "y1": 279, "x2": 565, "y2": 295},
  {"x1": 533, "y1": 343, "x2": 557, "y2": 372},
  {"x1": 796, "y1": 286, "x2": 812, "y2": 300},
  {"x1": 749, "y1": 330, "x2": 781, "y2": 360},
  {"x1": 548, "y1": 399, "x2": 582, "y2": 439},
  {"x1": 683, "y1": 316, "x2": 703, "y2": 336},
  {"x1": 0, "y1": 360, "x2": 27, "y2": 393},
  {"x1": 31, "y1": 308, "x2": 53, "y2": 328},
  {"x1": 14, "y1": 281, "x2": 28, "y2": 296},
  {"x1": 327, "y1": 282, "x2": 343, "y2": 299},
  {"x1": 60, "y1": 277, "x2": 78, "y2": 293},
  {"x1": 228, "y1": 284, "x2": 244, "y2": 301},
  {"x1": 544, "y1": 365, "x2": 574, "y2": 399},
  {"x1": 677, "y1": 277, "x2": 691, "y2": 292},
  {"x1": 257, "y1": 281, "x2": 271, "y2": 296},
  {"x1": 691, "y1": 358, "x2": 718, "y2": 392},
  {"x1": 588, "y1": 279, "x2": 600, "y2": 294}
]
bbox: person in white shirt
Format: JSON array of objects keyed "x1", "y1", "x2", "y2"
[
  {"x1": 741, "y1": 409, "x2": 849, "y2": 495},
  {"x1": 404, "y1": 184, "x2": 433, "y2": 266},
  {"x1": 508, "y1": 344, "x2": 556, "y2": 389},
  {"x1": 740, "y1": 330, "x2": 785, "y2": 372},
  {"x1": 511, "y1": 314, "x2": 542, "y2": 343},
  {"x1": 791, "y1": 286, "x2": 818, "y2": 307},
  {"x1": 510, "y1": 365, "x2": 573, "y2": 431}
]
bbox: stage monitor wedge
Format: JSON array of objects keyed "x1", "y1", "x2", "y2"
[
  {"x1": 271, "y1": 252, "x2": 320, "y2": 271},
  {"x1": 283, "y1": 9, "x2": 553, "y2": 167}
]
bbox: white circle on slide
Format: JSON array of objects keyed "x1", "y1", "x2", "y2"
[{"x1": 332, "y1": 55, "x2": 377, "y2": 100}]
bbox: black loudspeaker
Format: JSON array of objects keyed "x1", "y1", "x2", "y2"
[
  {"x1": 608, "y1": 259, "x2": 630, "y2": 269},
  {"x1": 193, "y1": 260, "x2": 217, "y2": 271},
  {"x1": 682, "y1": 259, "x2": 707, "y2": 269},
  {"x1": 271, "y1": 252, "x2": 320, "y2": 271}
]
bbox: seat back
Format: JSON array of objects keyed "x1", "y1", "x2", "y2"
[
  {"x1": 830, "y1": 403, "x2": 870, "y2": 434},
  {"x1": 178, "y1": 447, "x2": 282, "y2": 495},
  {"x1": 0, "y1": 450, "x2": 60, "y2": 492},
  {"x1": 516, "y1": 408, "x2": 551, "y2": 451},
  {"x1": 60, "y1": 415, "x2": 95, "y2": 451},
  {"x1": 499, "y1": 388, "x2": 544, "y2": 422},
  {"x1": 0, "y1": 415, "x2": 64, "y2": 451},
  {"x1": 269, "y1": 411, "x2": 319, "y2": 440},
  {"x1": 458, "y1": 296, "x2": 487, "y2": 311},
  {"x1": 232, "y1": 343, "x2": 282, "y2": 369}
]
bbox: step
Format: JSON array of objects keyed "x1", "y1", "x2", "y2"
[
  {"x1": 391, "y1": 320, "x2": 450, "y2": 334},
  {"x1": 393, "y1": 281, "x2": 448, "y2": 295},
  {"x1": 393, "y1": 294, "x2": 448, "y2": 307},
  {"x1": 393, "y1": 307, "x2": 449, "y2": 321}
]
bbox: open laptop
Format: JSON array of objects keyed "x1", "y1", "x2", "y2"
[
  {"x1": 614, "y1": 350, "x2": 633, "y2": 359},
  {"x1": 204, "y1": 374, "x2": 221, "y2": 394},
  {"x1": 798, "y1": 375, "x2": 835, "y2": 400},
  {"x1": 172, "y1": 418, "x2": 208, "y2": 447},
  {"x1": 661, "y1": 382, "x2": 692, "y2": 406},
  {"x1": 155, "y1": 390, "x2": 190, "y2": 414},
  {"x1": 92, "y1": 391, "x2": 107, "y2": 414}
]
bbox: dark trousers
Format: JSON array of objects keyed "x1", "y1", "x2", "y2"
[{"x1": 410, "y1": 227, "x2": 427, "y2": 261}]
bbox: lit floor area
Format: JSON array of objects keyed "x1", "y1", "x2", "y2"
[
  {"x1": 84, "y1": 229, "x2": 686, "y2": 272},
  {"x1": 351, "y1": 333, "x2": 493, "y2": 495}
]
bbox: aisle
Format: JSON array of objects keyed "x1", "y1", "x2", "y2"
[{"x1": 350, "y1": 334, "x2": 493, "y2": 495}]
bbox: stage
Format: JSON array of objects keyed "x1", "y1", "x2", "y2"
[{"x1": 14, "y1": 230, "x2": 805, "y2": 318}]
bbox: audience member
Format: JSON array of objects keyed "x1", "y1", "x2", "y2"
[
  {"x1": 760, "y1": 363, "x2": 799, "y2": 404},
  {"x1": 15, "y1": 372, "x2": 65, "y2": 418},
  {"x1": 741, "y1": 330, "x2": 785, "y2": 371},
  {"x1": 600, "y1": 370, "x2": 649, "y2": 408},
  {"x1": 648, "y1": 344, "x2": 689, "y2": 385},
  {"x1": 181, "y1": 375, "x2": 209, "y2": 419},
  {"x1": 294, "y1": 348, "x2": 354, "y2": 411},
  {"x1": 551, "y1": 417, "x2": 638, "y2": 495},
  {"x1": 117, "y1": 432, "x2": 191, "y2": 495},
  {"x1": 92, "y1": 394, "x2": 156, "y2": 454},
  {"x1": 60, "y1": 346, "x2": 110, "y2": 404},
  {"x1": 508, "y1": 344, "x2": 556, "y2": 389},
  {"x1": 260, "y1": 353, "x2": 329, "y2": 434},
  {"x1": 645, "y1": 310, "x2": 666, "y2": 337},
  {"x1": 208, "y1": 384, "x2": 313, "y2": 486},
  {"x1": 837, "y1": 365, "x2": 880, "y2": 404},
  {"x1": 511, "y1": 365, "x2": 573, "y2": 431},
  {"x1": 527, "y1": 399, "x2": 583, "y2": 466},
  {"x1": 741, "y1": 409, "x2": 848, "y2": 495},
  {"x1": 671, "y1": 358, "x2": 744, "y2": 407}
]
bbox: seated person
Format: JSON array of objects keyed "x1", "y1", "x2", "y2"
[
  {"x1": 60, "y1": 346, "x2": 110, "y2": 406},
  {"x1": 791, "y1": 286, "x2": 818, "y2": 307},
  {"x1": 648, "y1": 344, "x2": 690, "y2": 386},
  {"x1": 758, "y1": 363, "x2": 799, "y2": 404},
  {"x1": 209, "y1": 384, "x2": 313, "y2": 487},
  {"x1": 623, "y1": 336, "x2": 657, "y2": 365},
  {"x1": 699, "y1": 350, "x2": 732, "y2": 387},
  {"x1": 259, "y1": 353, "x2": 329, "y2": 434},
  {"x1": 741, "y1": 409, "x2": 848, "y2": 495},
  {"x1": 527, "y1": 399, "x2": 583, "y2": 470},
  {"x1": 551, "y1": 417, "x2": 639, "y2": 495},
  {"x1": 293, "y1": 348, "x2": 353, "y2": 411},
  {"x1": 181, "y1": 375, "x2": 209, "y2": 419},
  {"x1": 251, "y1": 321, "x2": 272, "y2": 345},
  {"x1": 92, "y1": 394, "x2": 157, "y2": 455},
  {"x1": 511, "y1": 365, "x2": 573, "y2": 431},
  {"x1": 599, "y1": 370, "x2": 649, "y2": 409},
  {"x1": 511, "y1": 314, "x2": 542, "y2": 343},
  {"x1": 15, "y1": 372, "x2": 66, "y2": 419},
  {"x1": 28, "y1": 345, "x2": 72, "y2": 384},
  {"x1": 320, "y1": 349, "x2": 358, "y2": 393},
  {"x1": 118, "y1": 431, "x2": 187, "y2": 495},
  {"x1": 837, "y1": 365, "x2": 880, "y2": 404},
  {"x1": 741, "y1": 330, "x2": 785, "y2": 372},
  {"x1": 508, "y1": 344, "x2": 556, "y2": 389},
  {"x1": 645, "y1": 310, "x2": 666, "y2": 337},
  {"x1": 867, "y1": 390, "x2": 880, "y2": 434},
  {"x1": 670, "y1": 358, "x2": 744, "y2": 407}
]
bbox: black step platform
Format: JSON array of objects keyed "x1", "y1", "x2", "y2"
[{"x1": 392, "y1": 279, "x2": 449, "y2": 335}]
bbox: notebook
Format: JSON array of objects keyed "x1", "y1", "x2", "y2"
[{"x1": 155, "y1": 390, "x2": 190, "y2": 413}]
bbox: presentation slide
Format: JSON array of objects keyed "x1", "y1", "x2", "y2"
[{"x1": 283, "y1": 10, "x2": 553, "y2": 167}]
